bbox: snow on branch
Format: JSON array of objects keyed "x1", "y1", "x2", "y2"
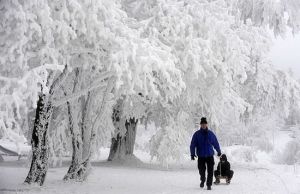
[
  {"x1": 49, "y1": 65, "x2": 69, "y2": 95},
  {"x1": 91, "y1": 76, "x2": 116, "y2": 131},
  {"x1": 53, "y1": 71, "x2": 114, "y2": 107}
]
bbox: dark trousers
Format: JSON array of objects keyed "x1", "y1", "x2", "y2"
[
  {"x1": 214, "y1": 169, "x2": 234, "y2": 180},
  {"x1": 198, "y1": 156, "x2": 214, "y2": 186}
]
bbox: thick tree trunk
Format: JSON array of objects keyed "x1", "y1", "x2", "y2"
[
  {"x1": 108, "y1": 99, "x2": 138, "y2": 161},
  {"x1": 25, "y1": 66, "x2": 68, "y2": 185},
  {"x1": 24, "y1": 94, "x2": 53, "y2": 185},
  {"x1": 125, "y1": 118, "x2": 138, "y2": 155},
  {"x1": 108, "y1": 118, "x2": 138, "y2": 161}
]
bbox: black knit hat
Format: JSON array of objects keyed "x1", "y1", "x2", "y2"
[
  {"x1": 200, "y1": 117, "x2": 208, "y2": 124},
  {"x1": 220, "y1": 154, "x2": 227, "y2": 161}
]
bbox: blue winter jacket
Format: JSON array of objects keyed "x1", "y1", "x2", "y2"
[{"x1": 190, "y1": 128, "x2": 221, "y2": 157}]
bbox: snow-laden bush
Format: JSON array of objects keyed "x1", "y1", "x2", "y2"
[
  {"x1": 149, "y1": 111, "x2": 194, "y2": 165},
  {"x1": 135, "y1": 122, "x2": 158, "y2": 152},
  {"x1": 219, "y1": 120, "x2": 273, "y2": 153},
  {"x1": 251, "y1": 137, "x2": 273, "y2": 153},
  {"x1": 229, "y1": 145, "x2": 257, "y2": 163},
  {"x1": 273, "y1": 140, "x2": 300, "y2": 165},
  {"x1": 245, "y1": 122, "x2": 274, "y2": 153}
]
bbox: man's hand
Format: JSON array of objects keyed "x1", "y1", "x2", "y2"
[
  {"x1": 217, "y1": 152, "x2": 222, "y2": 157},
  {"x1": 191, "y1": 155, "x2": 196, "y2": 160}
]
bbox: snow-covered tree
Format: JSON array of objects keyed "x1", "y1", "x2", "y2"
[
  {"x1": 228, "y1": 0, "x2": 300, "y2": 35},
  {"x1": 119, "y1": 0, "x2": 300, "y2": 163},
  {"x1": 1, "y1": 0, "x2": 186, "y2": 184}
]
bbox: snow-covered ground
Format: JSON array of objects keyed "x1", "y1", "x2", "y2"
[
  {"x1": 1, "y1": 149, "x2": 300, "y2": 194},
  {"x1": 1, "y1": 126, "x2": 300, "y2": 194}
]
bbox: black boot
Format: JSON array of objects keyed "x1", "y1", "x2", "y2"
[
  {"x1": 226, "y1": 178, "x2": 231, "y2": 184},
  {"x1": 214, "y1": 177, "x2": 220, "y2": 184},
  {"x1": 200, "y1": 182, "x2": 204, "y2": 188},
  {"x1": 207, "y1": 186, "x2": 212, "y2": 190}
]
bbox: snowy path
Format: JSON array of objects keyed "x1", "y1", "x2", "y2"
[{"x1": 1, "y1": 162, "x2": 299, "y2": 194}]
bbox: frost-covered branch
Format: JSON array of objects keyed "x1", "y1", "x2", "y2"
[
  {"x1": 49, "y1": 65, "x2": 69, "y2": 95},
  {"x1": 53, "y1": 71, "x2": 113, "y2": 107}
]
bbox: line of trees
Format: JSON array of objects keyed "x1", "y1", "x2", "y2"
[{"x1": 1, "y1": 0, "x2": 300, "y2": 186}]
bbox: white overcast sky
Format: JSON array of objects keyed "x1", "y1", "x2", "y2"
[{"x1": 268, "y1": 32, "x2": 300, "y2": 78}]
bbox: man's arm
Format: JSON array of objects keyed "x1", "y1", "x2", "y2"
[
  {"x1": 190, "y1": 132, "x2": 197, "y2": 157},
  {"x1": 211, "y1": 132, "x2": 221, "y2": 155}
]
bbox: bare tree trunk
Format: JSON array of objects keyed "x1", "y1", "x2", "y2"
[
  {"x1": 24, "y1": 94, "x2": 53, "y2": 185},
  {"x1": 108, "y1": 99, "x2": 138, "y2": 161},
  {"x1": 124, "y1": 118, "x2": 138, "y2": 155},
  {"x1": 108, "y1": 118, "x2": 138, "y2": 161}
]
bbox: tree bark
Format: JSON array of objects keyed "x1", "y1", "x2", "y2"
[
  {"x1": 24, "y1": 94, "x2": 53, "y2": 185},
  {"x1": 24, "y1": 65, "x2": 68, "y2": 186},
  {"x1": 108, "y1": 100, "x2": 138, "y2": 161}
]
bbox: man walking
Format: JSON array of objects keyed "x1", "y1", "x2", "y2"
[{"x1": 190, "y1": 117, "x2": 221, "y2": 190}]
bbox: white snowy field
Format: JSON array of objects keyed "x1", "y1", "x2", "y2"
[
  {"x1": 1, "y1": 149, "x2": 300, "y2": 194},
  {"x1": 1, "y1": 127, "x2": 300, "y2": 194},
  {"x1": 1, "y1": 126, "x2": 300, "y2": 194}
]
